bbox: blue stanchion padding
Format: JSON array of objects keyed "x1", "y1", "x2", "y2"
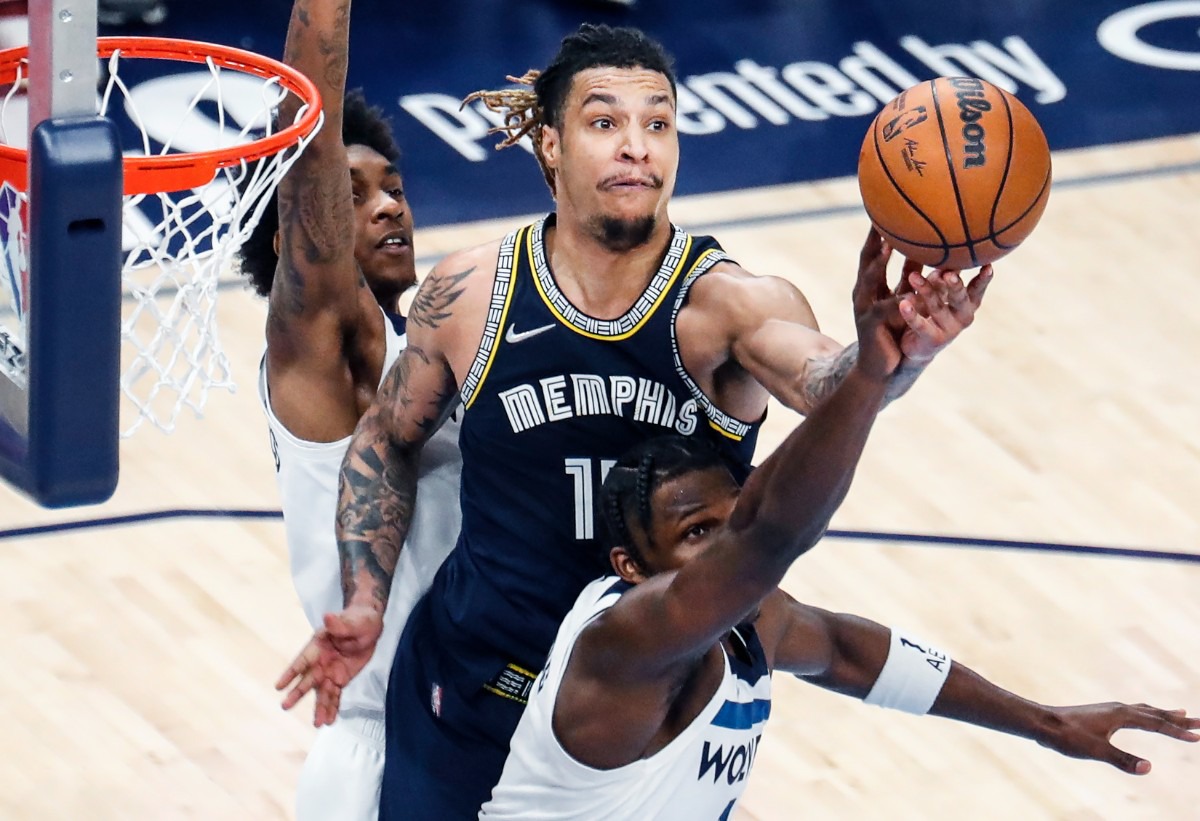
[{"x1": 23, "y1": 116, "x2": 123, "y2": 507}]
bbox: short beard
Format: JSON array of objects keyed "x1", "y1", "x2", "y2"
[{"x1": 587, "y1": 214, "x2": 657, "y2": 253}]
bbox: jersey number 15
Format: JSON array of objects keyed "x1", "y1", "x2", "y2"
[{"x1": 564, "y1": 457, "x2": 616, "y2": 540}]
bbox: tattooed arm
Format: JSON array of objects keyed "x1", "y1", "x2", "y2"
[
  {"x1": 276, "y1": 253, "x2": 483, "y2": 726},
  {"x1": 335, "y1": 344, "x2": 457, "y2": 609},
  {"x1": 275, "y1": 260, "x2": 469, "y2": 725},
  {"x1": 267, "y1": 0, "x2": 362, "y2": 374},
  {"x1": 680, "y1": 229, "x2": 992, "y2": 417},
  {"x1": 262, "y1": 0, "x2": 373, "y2": 445},
  {"x1": 800, "y1": 342, "x2": 921, "y2": 410},
  {"x1": 336, "y1": 263, "x2": 470, "y2": 611},
  {"x1": 796, "y1": 231, "x2": 993, "y2": 410}
]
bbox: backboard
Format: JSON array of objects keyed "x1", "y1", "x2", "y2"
[{"x1": 0, "y1": 0, "x2": 123, "y2": 507}]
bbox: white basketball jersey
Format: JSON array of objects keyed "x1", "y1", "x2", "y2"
[
  {"x1": 258, "y1": 311, "x2": 462, "y2": 714},
  {"x1": 481, "y1": 576, "x2": 773, "y2": 821}
]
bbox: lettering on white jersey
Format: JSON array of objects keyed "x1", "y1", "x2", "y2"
[{"x1": 698, "y1": 734, "x2": 762, "y2": 785}]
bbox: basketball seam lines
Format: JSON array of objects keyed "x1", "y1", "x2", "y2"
[
  {"x1": 870, "y1": 100, "x2": 948, "y2": 266},
  {"x1": 931, "y1": 80, "x2": 977, "y2": 267},
  {"x1": 993, "y1": 169, "x2": 1052, "y2": 249},
  {"x1": 988, "y1": 90, "x2": 1016, "y2": 242}
]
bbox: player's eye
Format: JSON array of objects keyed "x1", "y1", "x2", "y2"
[
  {"x1": 592, "y1": 117, "x2": 614, "y2": 129},
  {"x1": 684, "y1": 523, "x2": 709, "y2": 540},
  {"x1": 389, "y1": 188, "x2": 405, "y2": 200},
  {"x1": 648, "y1": 119, "x2": 669, "y2": 132}
]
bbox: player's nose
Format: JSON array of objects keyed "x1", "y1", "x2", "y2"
[
  {"x1": 619, "y1": 125, "x2": 651, "y2": 161},
  {"x1": 371, "y1": 190, "x2": 404, "y2": 222}
]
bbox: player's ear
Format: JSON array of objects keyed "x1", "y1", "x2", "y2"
[
  {"x1": 610, "y1": 546, "x2": 648, "y2": 584},
  {"x1": 540, "y1": 124, "x2": 560, "y2": 169},
  {"x1": 272, "y1": 231, "x2": 281, "y2": 258}
]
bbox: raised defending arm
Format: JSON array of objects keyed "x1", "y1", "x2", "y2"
[
  {"x1": 712, "y1": 231, "x2": 992, "y2": 418},
  {"x1": 269, "y1": 0, "x2": 360, "y2": 346},
  {"x1": 583, "y1": 236, "x2": 903, "y2": 678},
  {"x1": 795, "y1": 233, "x2": 993, "y2": 412}
]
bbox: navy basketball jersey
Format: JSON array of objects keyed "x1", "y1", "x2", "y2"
[{"x1": 429, "y1": 214, "x2": 762, "y2": 701}]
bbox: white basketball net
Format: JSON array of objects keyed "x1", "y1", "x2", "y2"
[{"x1": 0, "y1": 48, "x2": 322, "y2": 436}]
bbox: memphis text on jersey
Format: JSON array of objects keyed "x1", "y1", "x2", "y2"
[{"x1": 497, "y1": 374, "x2": 699, "y2": 436}]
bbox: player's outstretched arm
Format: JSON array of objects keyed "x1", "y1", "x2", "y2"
[
  {"x1": 764, "y1": 595, "x2": 1200, "y2": 775},
  {"x1": 581, "y1": 242, "x2": 903, "y2": 681},
  {"x1": 799, "y1": 230, "x2": 993, "y2": 409},
  {"x1": 693, "y1": 228, "x2": 992, "y2": 416},
  {"x1": 269, "y1": 0, "x2": 361, "y2": 358},
  {"x1": 806, "y1": 229, "x2": 993, "y2": 408}
]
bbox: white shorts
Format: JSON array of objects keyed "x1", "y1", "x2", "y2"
[{"x1": 296, "y1": 713, "x2": 386, "y2": 821}]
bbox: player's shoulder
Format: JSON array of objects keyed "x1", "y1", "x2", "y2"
[
  {"x1": 414, "y1": 237, "x2": 506, "y2": 313},
  {"x1": 428, "y1": 237, "x2": 505, "y2": 284},
  {"x1": 686, "y1": 260, "x2": 813, "y2": 320},
  {"x1": 407, "y1": 236, "x2": 509, "y2": 356}
]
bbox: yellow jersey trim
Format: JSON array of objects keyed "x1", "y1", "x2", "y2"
[
  {"x1": 528, "y1": 218, "x2": 693, "y2": 341},
  {"x1": 462, "y1": 226, "x2": 523, "y2": 409},
  {"x1": 482, "y1": 684, "x2": 529, "y2": 705},
  {"x1": 708, "y1": 418, "x2": 744, "y2": 442}
]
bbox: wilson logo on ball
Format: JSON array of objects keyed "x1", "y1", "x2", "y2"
[
  {"x1": 950, "y1": 77, "x2": 991, "y2": 169},
  {"x1": 858, "y1": 77, "x2": 1052, "y2": 269}
]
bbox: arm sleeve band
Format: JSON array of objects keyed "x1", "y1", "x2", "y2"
[{"x1": 863, "y1": 628, "x2": 951, "y2": 715}]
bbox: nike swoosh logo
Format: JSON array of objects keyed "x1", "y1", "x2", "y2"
[{"x1": 505, "y1": 322, "x2": 556, "y2": 344}]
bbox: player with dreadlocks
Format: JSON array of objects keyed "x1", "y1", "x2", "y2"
[{"x1": 279, "y1": 22, "x2": 992, "y2": 818}]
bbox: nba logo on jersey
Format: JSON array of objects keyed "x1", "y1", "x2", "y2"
[{"x1": 431, "y1": 683, "x2": 444, "y2": 717}]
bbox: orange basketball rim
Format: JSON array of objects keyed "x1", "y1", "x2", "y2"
[{"x1": 0, "y1": 36, "x2": 323, "y2": 195}]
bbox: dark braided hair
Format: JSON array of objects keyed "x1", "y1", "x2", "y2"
[
  {"x1": 463, "y1": 24, "x2": 677, "y2": 194},
  {"x1": 236, "y1": 89, "x2": 402, "y2": 297},
  {"x1": 600, "y1": 435, "x2": 730, "y2": 571}
]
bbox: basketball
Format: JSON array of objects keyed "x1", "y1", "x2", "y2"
[{"x1": 857, "y1": 77, "x2": 1052, "y2": 270}]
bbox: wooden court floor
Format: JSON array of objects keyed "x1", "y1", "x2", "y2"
[{"x1": 0, "y1": 134, "x2": 1196, "y2": 819}]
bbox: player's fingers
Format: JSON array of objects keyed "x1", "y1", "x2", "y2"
[
  {"x1": 281, "y1": 671, "x2": 316, "y2": 711},
  {"x1": 1127, "y1": 706, "x2": 1200, "y2": 741},
  {"x1": 965, "y1": 265, "x2": 995, "y2": 305},
  {"x1": 1106, "y1": 741, "x2": 1151, "y2": 775},
  {"x1": 1176, "y1": 710, "x2": 1200, "y2": 733},
  {"x1": 875, "y1": 243, "x2": 893, "y2": 299},
  {"x1": 858, "y1": 226, "x2": 883, "y2": 268},
  {"x1": 321, "y1": 659, "x2": 351, "y2": 689},
  {"x1": 896, "y1": 257, "x2": 922, "y2": 294},
  {"x1": 315, "y1": 682, "x2": 340, "y2": 727},
  {"x1": 899, "y1": 298, "x2": 943, "y2": 342},
  {"x1": 942, "y1": 271, "x2": 971, "y2": 310},
  {"x1": 274, "y1": 642, "x2": 318, "y2": 690},
  {"x1": 856, "y1": 242, "x2": 892, "y2": 308},
  {"x1": 880, "y1": 294, "x2": 906, "y2": 330},
  {"x1": 274, "y1": 665, "x2": 299, "y2": 692},
  {"x1": 907, "y1": 272, "x2": 951, "y2": 319},
  {"x1": 925, "y1": 270, "x2": 955, "y2": 308}
]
